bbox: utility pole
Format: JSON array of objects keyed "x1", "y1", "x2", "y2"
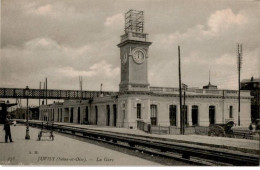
[
  {"x1": 79, "y1": 76, "x2": 83, "y2": 99},
  {"x1": 237, "y1": 44, "x2": 242, "y2": 126},
  {"x1": 39, "y1": 82, "x2": 41, "y2": 106},
  {"x1": 45, "y1": 77, "x2": 48, "y2": 105},
  {"x1": 178, "y1": 46, "x2": 184, "y2": 135},
  {"x1": 43, "y1": 82, "x2": 45, "y2": 105}
]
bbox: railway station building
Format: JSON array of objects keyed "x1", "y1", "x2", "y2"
[{"x1": 39, "y1": 10, "x2": 252, "y2": 130}]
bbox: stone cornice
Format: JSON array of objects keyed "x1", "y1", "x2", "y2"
[{"x1": 117, "y1": 40, "x2": 152, "y2": 47}]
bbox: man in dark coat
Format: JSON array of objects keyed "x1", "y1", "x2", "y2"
[{"x1": 4, "y1": 115, "x2": 13, "y2": 143}]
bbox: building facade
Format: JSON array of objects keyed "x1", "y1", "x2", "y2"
[
  {"x1": 241, "y1": 77, "x2": 260, "y2": 123},
  {"x1": 39, "y1": 10, "x2": 252, "y2": 129}
]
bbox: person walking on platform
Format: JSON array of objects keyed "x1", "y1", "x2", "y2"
[{"x1": 4, "y1": 115, "x2": 13, "y2": 143}]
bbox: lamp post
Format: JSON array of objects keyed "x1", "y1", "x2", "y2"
[{"x1": 25, "y1": 86, "x2": 30, "y2": 140}]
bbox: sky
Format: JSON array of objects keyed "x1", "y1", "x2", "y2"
[{"x1": 1, "y1": 0, "x2": 260, "y2": 106}]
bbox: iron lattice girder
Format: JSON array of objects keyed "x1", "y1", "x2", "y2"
[{"x1": 0, "y1": 88, "x2": 117, "y2": 100}]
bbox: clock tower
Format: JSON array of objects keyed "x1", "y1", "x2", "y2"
[{"x1": 117, "y1": 10, "x2": 152, "y2": 92}]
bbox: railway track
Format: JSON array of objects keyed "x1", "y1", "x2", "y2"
[{"x1": 16, "y1": 120, "x2": 259, "y2": 166}]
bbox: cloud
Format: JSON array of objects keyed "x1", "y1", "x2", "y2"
[
  {"x1": 214, "y1": 53, "x2": 236, "y2": 66},
  {"x1": 56, "y1": 60, "x2": 119, "y2": 78},
  {"x1": 24, "y1": 2, "x2": 81, "y2": 19},
  {"x1": 25, "y1": 38, "x2": 60, "y2": 50},
  {"x1": 0, "y1": 36, "x2": 119, "y2": 91},
  {"x1": 104, "y1": 13, "x2": 124, "y2": 27},
  {"x1": 56, "y1": 67, "x2": 96, "y2": 77},
  {"x1": 36, "y1": 4, "x2": 53, "y2": 15},
  {"x1": 159, "y1": 9, "x2": 248, "y2": 44},
  {"x1": 26, "y1": 3, "x2": 54, "y2": 16},
  {"x1": 205, "y1": 9, "x2": 247, "y2": 35},
  {"x1": 183, "y1": 51, "x2": 209, "y2": 65}
]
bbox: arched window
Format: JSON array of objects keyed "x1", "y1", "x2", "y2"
[
  {"x1": 192, "y1": 105, "x2": 199, "y2": 125},
  {"x1": 150, "y1": 104, "x2": 157, "y2": 125},
  {"x1": 52, "y1": 109, "x2": 54, "y2": 121},
  {"x1": 209, "y1": 105, "x2": 215, "y2": 125},
  {"x1": 183, "y1": 105, "x2": 188, "y2": 125},
  {"x1": 85, "y1": 106, "x2": 88, "y2": 123},
  {"x1": 137, "y1": 103, "x2": 141, "y2": 119},
  {"x1": 95, "y1": 106, "x2": 98, "y2": 125},
  {"x1": 169, "y1": 105, "x2": 177, "y2": 126},
  {"x1": 77, "y1": 107, "x2": 80, "y2": 123},
  {"x1": 60, "y1": 108, "x2": 62, "y2": 122},
  {"x1": 106, "y1": 105, "x2": 110, "y2": 126},
  {"x1": 229, "y1": 106, "x2": 233, "y2": 118},
  {"x1": 70, "y1": 108, "x2": 74, "y2": 123},
  {"x1": 57, "y1": 108, "x2": 60, "y2": 122},
  {"x1": 113, "y1": 104, "x2": 117, "y2": 127}
]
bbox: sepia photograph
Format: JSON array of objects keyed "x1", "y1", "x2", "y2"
[{"x1": 0, "y1": 0, "x2": 260, "y2": 166}]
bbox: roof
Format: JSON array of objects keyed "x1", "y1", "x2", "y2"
[
  {"x1": 241, "y1": 77, "x2": 260, "y2": 83},
  {"x1": 203, "y1": 82, "x2": 218, "y2": 89}
]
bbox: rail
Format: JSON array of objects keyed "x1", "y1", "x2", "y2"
[{"x1": 16, "y1": 120, "x2": 259, "y2": 166}]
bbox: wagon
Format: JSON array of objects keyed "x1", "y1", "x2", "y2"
[
  {"x1": 208, "y1": 121, "x2": 234, "y2": 137},
  {"x1": 38, "y1": 122, "x2": 54, "y2": 141}
]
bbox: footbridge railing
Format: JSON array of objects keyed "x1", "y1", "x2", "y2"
[{"x1": 0, "y1": 88, "x2": 118, "y2": 100}]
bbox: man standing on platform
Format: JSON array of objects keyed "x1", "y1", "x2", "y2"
[{"x1": 4, "y1": 114, "x2": 13, "y2": 143}]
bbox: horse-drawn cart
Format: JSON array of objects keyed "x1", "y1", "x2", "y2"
[{"x1": 208, "y1": 121, "x2": 234, "y2": 137}]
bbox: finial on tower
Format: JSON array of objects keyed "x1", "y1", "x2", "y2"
[
  {"x1": 203, "y1": 70, "x2": 218, "y2": 89},
  {"x1": 209, "y1": 70, "x2": 211, "y2": 85}
]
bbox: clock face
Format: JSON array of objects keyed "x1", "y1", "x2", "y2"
[
  {"x1": 133, "y1": 50, "x2": 145, "y2": 64},
  {"x1": 122, "y1": 53, "x2": 127, "y2": 64}
]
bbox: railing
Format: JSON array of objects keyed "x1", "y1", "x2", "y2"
[
  {"x1": 150, "y1": 86, "x2": 179, "y2": 93},
  {"x1": 136, "y1": 120, "x2": 150, "y2": 133},
  {"x1": 150, "y1": 86, "x2": 251, "y2": 97},
  {"x1": 151, "y1": 125, "x2": 169, "y2": 134},
  {"x1": 0, "y1": 88, "x2": 118, "y2": 99}
]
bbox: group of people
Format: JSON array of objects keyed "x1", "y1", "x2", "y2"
[{"x1": 3, "y1": 115, "x2": 13, "y2": 143}]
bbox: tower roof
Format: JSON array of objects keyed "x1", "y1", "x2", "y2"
[{"x1": 203, "y1": 70, "x2": 218, "y2": 89}]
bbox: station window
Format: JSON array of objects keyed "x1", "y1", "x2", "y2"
[
  {"x1": 60, "y1": 109, "x2": 62, "y2": 122},
  {"x1": 137, "y1": 103, "x2": 141, "y2": 119},
  {"x1": 123, "y1": 110, "x2": 125, "y2": 120},
  {"x1": 229, "y1": 106, "x2": 233, "y2": 118},
  {"x1": 169, "y1": 105, "x2": 177, "y2": 126},
  {"x1": 192, "y1": 105, "x2": 199, "y2": 126},
  {"x1": 85, "y1": 106, "x2": 88, "y2": 123},
  {"x1": 58, "y1": 109, "x2": 59, "y2": 122},
  {"x1": 95, "y1": 106, "x2": 98, "y2": 125},
  {"x1": 150, "y1": 104, "x2": 157, "y2": 126},
  {"x1": 209, "y1": 105, "x2": 215, "y2": 125}
]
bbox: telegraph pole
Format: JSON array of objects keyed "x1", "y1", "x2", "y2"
[
  {"x1": 237, "y1": 44, "x2": 242, "y2": 126},
  {"x1": 43, "y1": 82, "x2": 45, "y2": 105},
  {"x1": 39, "y1": 82, "x2": 41, "y2": 106},
  {"x1": 178, "y1": 46, "x2": 184, "y2": 135},
  {"x1": 45, "y1": 77, "x2": 48, "y2": 105},
  {"x1": 79, "y1": 76, "x2": 83, "y2": 99}
]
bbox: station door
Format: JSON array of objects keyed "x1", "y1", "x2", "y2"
[{"x1": 150, "y1": 105, "x2": 157, "y2": 126}]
